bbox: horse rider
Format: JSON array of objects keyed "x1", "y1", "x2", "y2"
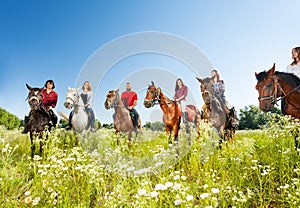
[
  {"x1": 210, "y1": 69, "x2": 239, "y2": 127},
  {"x1": 66, "y1": 81, "x2": 96, "y2": 132},
  {"x1": 282, "y1": 46, "x2": 300, "y2": 112},
  {"x1": 121, "y1": 82, "x2": 140, "y2": 128},
  {"x1": 22, "y1": 79, "x2": 58, "y2": 134},
  {"x1": 174, "y1": 78, "x2": 188, "y2": 123}
]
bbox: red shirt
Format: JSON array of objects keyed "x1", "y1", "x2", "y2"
[
  {"x1": 174, "y1": 85, "x2": 188, "y2": 101},
  {"x1": 121, "y1": 91, "x2": 138, "y2": 108},
  {"x1": 42, "y1": 89, "x2": 58, "y2": 108}
]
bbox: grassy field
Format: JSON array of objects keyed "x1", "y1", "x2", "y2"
[{"x1": 0, "y1": 115, "x2": 299, "y2": 207}]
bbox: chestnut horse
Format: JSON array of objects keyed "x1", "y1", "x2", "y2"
[
  {"x1": 143, "y1": 81, "x2": 200, "y2": 144},
  {"x1": 255, "y1": 63, "x2": 300, "y2": 149},
  {"x1": 196, "y1": 77, "x2": 234, "y2": 142},
  {"x1": 25, "y1": 84, "x2": 53, "y2": 158},
  {"x1": 104, "y1": 89, "x2": 141, "y2": 143}
]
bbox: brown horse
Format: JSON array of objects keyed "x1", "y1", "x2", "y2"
[
  {"x1": 25, "y1": 84, "x2": 52, "y2": 158},
  {"x1": 255, "y1": 63, "x2": 300, "y2": 149},
  {"x1": 196, "y1": 77, "x2": 234, "y2": 142},
  {"x1": 104, "y1": 89, "x2": 141, "y2": 143},
  {"x1": 143, "y1": 81, "x2": 200, "y2": 144}
]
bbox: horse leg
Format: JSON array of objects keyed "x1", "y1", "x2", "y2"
[
  {"x1": 166, "y1": 127, "x2": 172, "y2": 144},
  {"x1": 30, "y1": 132, "x2": 35, "y2": 159}
]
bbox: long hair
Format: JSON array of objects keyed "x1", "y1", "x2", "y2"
[
  {"x1": 291, "y1": 46, "x2": 300, "y2": 66},
  {"x1": 211, "y1": 69, "x2": 221, "y2": 82},
  {"x1": 82, "y1": 81, "x2": 92, "y2": 91},
  {"x1": 175, "y1": 78, "x2": 185, "y2": 91}
]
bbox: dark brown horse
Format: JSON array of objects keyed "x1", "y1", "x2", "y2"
[
  {"x1": 143, "y1": 81, "x2": 200, "y2": 144},
  {"x1": 104, "y1": 89, "x2": 141, "y2": 144},
  {"x1": 25, "y1": 84, "x2": 52, "y2": 158},
  {"x1": 255, "y1": 63, "x2": 300, "y2": 149},
  {"x1": 196, "y1": 77, "x2": 234, "y2": 142}
]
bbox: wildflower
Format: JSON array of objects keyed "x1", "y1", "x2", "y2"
[
  {"x1": 150, "y1": 191, "x2": 159, "y2": 198},
  {"x1": 42, "y1": 180, "x2": 48, "y2": 187},
  {"x1": 32, "y1": 197, "x2": 40, "y2": 206},
  {"x1": 155, "y1": 184, "x2": 167, "y2": 191},
  {"x1": 173, "y1": 183, "x2": 182, "y2": 190},
  {"x1": 24, "y1": 191, "x2": 31, "y2": 196},
  {"x1": 24, "y1": 196, "x2": 32, "y2": 204},
  {"x1": 279, "y1": 184, "x2": 290, "y2": 189},
  {"x1": 174, "y1": 199, "x2": 181, "y2": 206},
  {"x1": 203, "y1": 184, "x2": 209, "y2": 189},
  {"x1": 200, "y1": 193, "x2": 209, "y2": 199},
  {"x1": 186, "y1": 194, "x2": 194, "y2": 201},
  {"x1": 165, "y1": 182, "x2": 173, "y2": 188},
  {"x1": 174, "y1": 175, "x2": 180, "y2": 181},
  {"x1": 211, "y1": 188, "x2": 220, "y2": 194},
  {"x1": 48, "y1": 187, "x2": 53, "y2": 193},
  {"x1": 181, "y1": 175, "x2": 187, "y2": 180},
  {"x1": 138, "y1": 189, "x2": 147, "y2": 196},
  {"x1": 53, "y1": 199, "x2": 57, "y2": 205}
]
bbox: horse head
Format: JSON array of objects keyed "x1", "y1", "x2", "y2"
[
  {"x1": 64, "y1": 87, "x2": 79, "y2": 109},
  {"x1": 196, "y1": 77, "x2": 214, "y2": 105},
  {"x1": 104, "y1": 89, "x2": 120, "y2": 109},
  {"x1": 26, "y1": 83, "x2": 44, "y2": 110},
  {"x1": 255, "y1": 63, "x2": 278, "y2": 112},
  {"x1": 144, "y1": 81, "x2": 160, "y2": 108}
]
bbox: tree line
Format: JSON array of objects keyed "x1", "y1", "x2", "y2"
[{"x1": 0, "y1": 105, "x2": 282, "y2": 131}]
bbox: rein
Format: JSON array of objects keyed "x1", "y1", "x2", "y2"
[{"x1": 258, "y1": 76, "x2": 300, "y2": 105}]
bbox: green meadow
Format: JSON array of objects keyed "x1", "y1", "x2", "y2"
[{"x1": 0, "y1": 115, "x2": 299, "y2": 207}]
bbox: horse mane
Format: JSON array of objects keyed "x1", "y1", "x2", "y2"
[
  {"x1": 256, "y1": 71, "x2": 300, "y2": 86},
  {"x1": 255, "y1": 71, "x2": 268, "y2": 82},
  {"x1": 275, "y1": 71, "x2": 300, "y2": 87}
]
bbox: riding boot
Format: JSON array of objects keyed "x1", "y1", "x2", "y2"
[{"x1": 22, "y1": 116, "x2": 29, "y2": 134}]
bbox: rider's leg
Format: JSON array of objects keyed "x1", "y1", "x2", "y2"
[
  {"x1": 131, "y1": 108, "x2": 139, "y2": 128},
  {"x1": 89, "y1": 107, "x2": 96, "y2": 131},
  {"x1": 180, "y1": 100, "x2": 188, "y2": 123}
]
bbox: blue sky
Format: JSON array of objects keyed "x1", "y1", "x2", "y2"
[{"x1": 1, "y1": 0, "x2": 299, "y2": 124}]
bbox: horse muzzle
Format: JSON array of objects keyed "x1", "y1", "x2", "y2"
[
  {"x1": 143, "y1": 99, "x2": 153, "y2": 108},
  {"x1": 64, "y1": 101, "x2": 73, "y2": 109}
]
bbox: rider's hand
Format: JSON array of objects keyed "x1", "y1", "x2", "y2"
[{"x1": 128, "y1": 106, "x2": 133, "y2": 110}]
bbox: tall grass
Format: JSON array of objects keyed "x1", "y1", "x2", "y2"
[{"x1": 0, "y1": 115, "x2": 299, "y2": 207}]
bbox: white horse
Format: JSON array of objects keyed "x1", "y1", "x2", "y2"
[{"x1": 59, "y1": 87, "x2": 90, "y2": 133}]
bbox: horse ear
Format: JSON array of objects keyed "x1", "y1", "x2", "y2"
[
  {"x1": 68, "y1": 86, "x2": 71, "y2": 90},
  {"x1": 255, "y1": 72, "x2": 258, "y2": 77},
  {"x1": 151, "y1": 81, "x2": 155, "y2": 86},
  {"x1": 157, "y1": 87, "x2": 161, "y2": 93},
  {"x1": 116, "y1": 89, "x2": 119, "y2": 93},
  {"x1": 269, "y1": 63, "x2": 276, "y2": 75},
  {"x1": 26, "y1": 83, "x2": 32, "y2": 90},
  {"x1": 196, "y1": 77, "x2": 203, "y2": 84}
]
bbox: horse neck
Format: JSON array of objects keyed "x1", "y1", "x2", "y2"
[
  {"x1": 74, "y1": 94, "x2": 85, "y2": 114},
  {"x1": 277, "y1": 76, "x2": 299, "y2": 95},
  {"x1": 159, "y1": 91, "x2": 173, "y2": 112},
  {"x1": 114, "y1": 94, "x2": 127, "y2": 114}
]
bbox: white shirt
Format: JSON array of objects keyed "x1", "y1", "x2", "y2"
[{"x1": 287, "y1": 63, "x2": 300, "y2": 78}]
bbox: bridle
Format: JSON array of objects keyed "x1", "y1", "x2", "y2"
[
  {"x1": 27, "y1": 91, "x2": 43, "y2": 110},
  {"x1": 66, "y1": 90, "x2": 79, "y2": 106},
  {"x1": 258, "y1": 76, "x2": 300, "y2": 105},
  {"x1": 144, "y1": 87, "x2": 161, "y2": 107}
]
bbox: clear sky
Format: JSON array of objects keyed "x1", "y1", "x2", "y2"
[{"x1": 1, "y1": 0, "x2": 299, "y2": 124}]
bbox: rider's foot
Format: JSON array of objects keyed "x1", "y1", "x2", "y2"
[{"x1": 91, "y1": 128, "x2": 96, "y2": 133}]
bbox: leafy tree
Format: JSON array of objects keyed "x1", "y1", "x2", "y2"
[
  {"x1": 0, "y1": 107, "x2": 21, "y2": 130},
  {"x1": 102, "y1": 123, "x2": 114, "y2": 129},
  {"x1": 143, "y1": 121, "x2": 165, "y2": 131},
  {"x1": 238, "y1": 105, "x2": 281, "y2": 130}
]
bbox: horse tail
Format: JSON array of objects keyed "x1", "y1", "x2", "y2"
[{"x1": 59, "y1": 111, "x2": 69, "y2": 120}]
